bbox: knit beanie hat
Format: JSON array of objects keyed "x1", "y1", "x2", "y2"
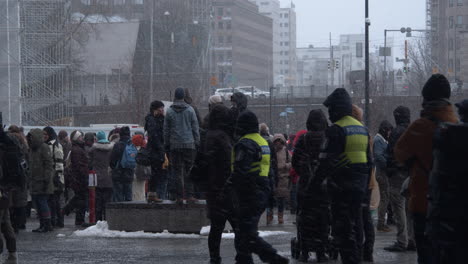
[
  {"x1": 209, "y1": 95, "x2": 223, "y2": 106},
  {"x1": 120, "y1": 126, "x2": 131, "y2": 137},
  {"x1": 71, "y1": 130, "x2": 83, "y2": 143},
  {"x1": 58, "y1": 130, "x2": 68, "y2": 141},
  {"x1": 174, "y1": 87, "x2": 185, "y2": 100},
  {"x1": 422, "y1": 74, "x2": 451, "y2": 101},
  {"x1": 132, "y1": 134, "x2": 146, "y2": 147},
  {"x1": 96, "y1": 131, "x2": 109, "y2": 143}
]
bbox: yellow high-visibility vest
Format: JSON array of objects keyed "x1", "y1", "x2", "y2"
[
  {"x1": 232, "y1": 133, "x2": 271, "y2": 177},
  {"x1": 335, "y1": 116, "x2": 369, "y2": 164}
]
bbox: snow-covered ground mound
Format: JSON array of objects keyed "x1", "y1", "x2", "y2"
[{"x1": 72, "y1": 221, "x2": 290, "y2": 239}]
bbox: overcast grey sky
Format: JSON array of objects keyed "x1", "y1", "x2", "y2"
[{"x1": 280, "y1": 0, "x2": 426, "y2": 50}]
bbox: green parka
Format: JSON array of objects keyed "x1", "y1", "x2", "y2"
[{"x1": 29, "y1": 129, "x2": 54, "y2": 195}]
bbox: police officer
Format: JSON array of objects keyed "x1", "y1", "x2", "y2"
[
  {"x1": 317, "y1": 88, "x2": 371, "y2": 264},
  {"x1": 231, "y1": 110, "x2": 289, "y2": 264}
]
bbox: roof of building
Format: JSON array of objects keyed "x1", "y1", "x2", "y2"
[{"x1": 75, "y1": 21, "x2": 139, "y2": 75}]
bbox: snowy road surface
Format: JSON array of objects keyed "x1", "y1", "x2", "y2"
[{"x1": 12, "y1": 214, "x2": 417, "y2": 264}]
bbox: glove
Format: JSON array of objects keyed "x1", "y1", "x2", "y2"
[{"x1": 162, "y1": 154, "x2": 169, "y2": 170}]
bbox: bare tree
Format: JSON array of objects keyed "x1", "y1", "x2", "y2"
[{"x1": 406, "y1": 38, "x2": 433, "y2": 95}]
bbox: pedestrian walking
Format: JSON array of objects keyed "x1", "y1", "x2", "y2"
[
  {"x1": 43, "y1": 127, "x2": 65, "y2": 229},
  {"x1": 317, "y1": 88, "x2": 372, "y2": 264},
  {"x1": 89, "y1": 131, "x2": 114, "y2": 221},
  {"x1": 271, "y1": 134, "x2": 291, "y2": 225},
  {"x1": 292, "y1": 109, "x2": 330, "y2": 263},
  {"x1": 373, "y1": 120, "x2": 393, "y2": 233},
  {"x1": 395, "y1": 74, "x2": 458, "y2": 264},
  {"x1": 231, "y1": 110, "x2": 288, "y2": 264},
  {"x1": 205, "y1": 104, "x2": 239, "y2": 264},
  {"x1": 145, "y1": 100, "x2": 167, "y2": 201},
  {"x1": 260, "y1": 123, "x2": 277, "y2": 226},
  {"x1": 63, "y1": 131, "x2": 89, "y2": 226},
  {"x1": 164, "y1": 88, "x2": 200, "y2": 204},
  {"x1": 110, "y1": 127, "x2": 135, "y2": 202},
  {"x1": 29, "y1": 129, "x2": 54, "y2": 232},
  {"x1": 384, "y1": 106, "x2": 413, "y2": 252}
]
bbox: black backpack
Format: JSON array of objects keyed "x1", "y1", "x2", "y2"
[{"x1": 426, "y1": 123, "x2": 468, "y2": 245}]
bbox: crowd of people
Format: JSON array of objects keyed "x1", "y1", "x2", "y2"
[{"x1": 0, "y1": 75, "x2": 466, "y2": 264}]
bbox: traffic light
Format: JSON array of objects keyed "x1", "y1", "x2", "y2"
[
  {"x1": 327, "y1": 61, "x2": 331, "y2": 70},
  {"x1": 335, "y1": 60, "x2": 340, "y2": 69},
  {"x1": 403, "y1": 66, "x2": 410, "y2": 73}
]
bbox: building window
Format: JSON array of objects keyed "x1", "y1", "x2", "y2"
[
  {"x1": 458, "y1": 0, "x2": 463, "y2": 6},
  {"x1": 227, "y1": 35, "x2": 232, "y2": 43},
  {"x1": 285, "y1": 70, "x2": 289, "y2": 74},
  {"x1": 218, "y1": 54, "x2": 224, "y2": 62},
  {"x1": 280, "y1": 70, "x2": 284, "y2": 74},
  {"x1": 217, "y1": 8, "x2": 223, "y2": 16},
  {"x1": 280, "y1": 14, "x2": 283, "y2": 18},
  {"x1": 449, "y1": 59, "x2": 454, "y2": 70},
  {"x1": 114, "y1": 0, "x2": 125, "y2": 5},
  {"x1": 218, "y1": 36, "x2": 224, "y2": 44},
  {"x1": 449, "y1": 16, "x2": 454, "y2": 29},
  {"x1": 280, "y1": 23, "x2": 283, "y2": 27},
  {"x1": 218, "y1": 22, "x2": 224, "y2": 29},
  {"x1": 356, "y1": 42, "x2": 363, "y2": 58},
  {"x1": 81, "y1": 0, "x2": 91, "y2": 4},
  {"x1": 457, "y1": 15, "x2": 463, "y2": 26},
  {"x1": 133, "y1": 0, "x2": 143, "y2": 4},
  {"x1": 450, "y1": 0, "x2": 454, "y2": 7},
  {"x1": 449, "y1": 38, "x2": 454, "y2": 50},
  {"x1": 280, "y1": 42, "x2": 283, "y2": 46},
  {"x1": 284, "y1": 23, "x2": 289, "y2": 27},
  {"x1": 284, "y1": 41, "x2": 289, "y2": 46},
  {"x1": 261, "y1": 1, "x2": 269, "y2": 5},
  {"x1": 284, "y1": 13, "x2": 289, "y2": 18},
  {"x1": 226, "y1": 21, "x2": 231, "y2": 30},
  {"x1": 227, "y1": 51, "x2": 232, "y2": 59},
  {"x1": 280, "y1": 61, "x2": 283, "y2": 65},
  {"x1": 285, "y1": 60, "x2": 289, "y2": 65},
  {"x1": 226, "y1": 8, "x2": 231, "y2": 16},
  {"x1": 456, "y1": 58, "x2": 461, "y2": 70},
  {"x1": 285, "y1": 51, "x2": 289, "y2": 55}
]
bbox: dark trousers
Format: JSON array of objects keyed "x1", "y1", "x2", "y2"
[
  {"x1": 96, "y1": 188, "x2": 113, "y2": 221},
  {"x1": 290, "y1": 183, "x2": 298, "y2": 214},
  {"x1": 48, "y1": 191, "x2": 64, "y2": 227},
  {"x1": 331, "y1": 190, "x2": 363, "y2": 264},
  {"x1": 236, "y1": 191, "x2": 278, "y2": 264},
  {"x1": 358, "y1": 190, "x2": 375, "y2": 258},
  {"x1": 64, "y1": 191, "x2": 87, "y2": 225},
  {"x1": 32, "y1": 194, "x2": 51, "y2": 220},
  {"x1": 9, "y1": 207, "x2": 26, "y2": 231},
  {"x1": 0, "y1": 209, "x2": 16, "y2": 253},
  {"x1": 413, "y1": 212, "x2": 433, "y2": 264},
  {"x1": 149, "y1": 165, "x2": 168, "y2": 199},
  {"x1": 170, "y1": 149, "x2": 196, "y2": 199},
  {"x1": 267, "y1": 197, "x2": 285, "y2": 214},
  {"x1": 113, "y1": 182, "x2": 132, "y2": 202},
  {"x1": 208, "y1": 199, "x2": 240, "y2": 263}
]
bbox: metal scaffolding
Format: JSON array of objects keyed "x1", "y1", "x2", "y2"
[{"x1": 19, "y1": 0, "x2": 71, "y2": 125}]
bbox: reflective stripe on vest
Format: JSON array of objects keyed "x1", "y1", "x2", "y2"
[
  {"x1": 335, "y1": 116, "x2": 369, "y2": 164},
  {"x1": 232, "y1": 133, "x2": 271, "y2": 177}
]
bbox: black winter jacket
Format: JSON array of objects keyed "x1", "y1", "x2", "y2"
[{"x1": 144, "y1": 114, "x2": 164, "y2": 155}]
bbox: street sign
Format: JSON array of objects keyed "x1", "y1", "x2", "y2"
[{"x1": 210, "y1": 76, "x2": 218, "y2": 86}]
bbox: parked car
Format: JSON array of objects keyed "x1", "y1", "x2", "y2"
[
  {"x1": 214, "y1": 88, "x2": 239, "y2": 100},
  {"x1": 236, "y1": 86, "x2": 270, "y2": 99}
]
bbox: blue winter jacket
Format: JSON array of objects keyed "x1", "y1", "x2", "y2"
[
  {"x1": 373, "y1": 133, "x2": 388, "y2": 172},
  {"x1": 164, "y1": 100, "x2": 200, "y2": 151}
]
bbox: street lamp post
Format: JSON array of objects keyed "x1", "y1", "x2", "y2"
[{"x1": 365, "y1": 0, "x2": 370, "y2": 127}]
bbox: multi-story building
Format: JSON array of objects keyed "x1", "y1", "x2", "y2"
[
  {"x1": 248, "y1": 0, "x2": 281, "y2": 86},
  {"x1": 278, "y1": 4, "x2": 297, "y2": 89},
  {"x1": 211, "y1": 0, "x2": 273, "y2": 90},
  {"x1": 429, "y1": 0, "x2": 468, "y2": 83}
]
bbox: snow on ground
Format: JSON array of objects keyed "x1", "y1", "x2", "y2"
[{"x1": 73, "y1": 222, "x2": 290, "y2": 239}]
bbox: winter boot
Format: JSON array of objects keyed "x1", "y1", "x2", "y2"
[
  {"x1": 56, "y1": 213, "x2": 65, "y2": 228},
  {"x1": 267, "y1": 211, "x2": 273, "y2": 225},
  {"x1": 44, "y1": 219, "x2": 54, "y2": 232},
  {"x1": 6, "y1": 252, "x2": 17, "y2": 262},
  {"x1": 32, "y1": 219, "x2": 45, "y2": 233},
  {"x1": 209, "y1": 256, "x2": 222, "y2": 264},
  {"x1": 278, "y1": 212, "x2": 284, "y2": 224},
  {"x1": 147, "y1": 192, "x2": 163, "y2": 203},
  {"x1": 270, "y1": 254, "x2": 289, "y2": 264},
  {"x1": 316, "y1": 251, "x2": 329, "y2": 263}
]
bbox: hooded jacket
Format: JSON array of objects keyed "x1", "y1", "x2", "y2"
[
  {"x1": 70, "y1": 140, "x2": 89, "y2": 193},
  {"x1": 164, "y1": 100, "x2": 200, "y2": 151},
  {"x1": 273, "y1": 134, "x2": 291, "y2": 198},
  {"x1": 205, "y1": 105, "x2": 233, "y2": 214},
  {"x1": 386, "y1": 106, "x2": 411, "y2": 187},
  {"x1": 89, "y1": 142, "x2": 115, "y2": 189},
  {"x1": 29, "y1": 129, "x2": 54, "y2": 195},
  {"x1": 395, "y1": 101, "x2": 458, "y2": 214},
  {"x1": 319, "y1": 89, "x2": 371, "y2": 193},
  {"x1": 293, "y1": 109, "x2": 329, "y2": 207}
]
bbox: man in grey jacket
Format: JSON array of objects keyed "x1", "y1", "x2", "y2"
[{"x1": 164, "y1": 87, "x2": 200, "y2": 204}]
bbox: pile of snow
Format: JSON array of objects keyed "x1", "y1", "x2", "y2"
[
  {"x1": 73, "y1": 221, "x2": 199, "y2": 239},
  {"x1": 72, "y1": 222, "x2": 290, "y2": 240}
]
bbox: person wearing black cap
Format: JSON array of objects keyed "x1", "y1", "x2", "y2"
[
  {"x1": 231, "y1": 110, "x2": 288, "y2": 264},
  {"x1": 395, "y1": 74, "x2": 458, "y2": 264},
  {"x1": 316, "y1": 88, "x2": 372, "y2": 264},
  {"x1": 145, "y1": 100, "x2": 167, "y2": 202},
  {"x1": 110, "y1": 126, "x2": 134, "y2": 202},
  {"x1": 43, "y1": 127, "x2": 65, "y2": 228},
  {"x1": 455, "y1": 99, "x2": 468, "y2": 123}
]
